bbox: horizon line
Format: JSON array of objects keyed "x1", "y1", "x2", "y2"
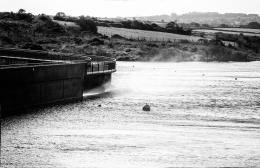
[{"x1": 1, "y1": 9, "x2": 260, "y2": 19}]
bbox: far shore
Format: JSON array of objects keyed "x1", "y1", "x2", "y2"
[{"x1": 1, "y1": 11, "x2": 259, "y2": 62}]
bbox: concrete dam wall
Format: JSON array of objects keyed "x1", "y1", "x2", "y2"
[{"x1": 0, "y1": 48, "x2": 116, "y2": 116}]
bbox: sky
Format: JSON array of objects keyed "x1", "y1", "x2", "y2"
[{"x1": 1, "y1": 0, "x2": 260, "y2": 17}]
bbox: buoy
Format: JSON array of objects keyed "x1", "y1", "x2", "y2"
[
  {"x1": 235, "y1": 78, "x2": 237, "y2": 80},
  {"x1": 143, "y1": 104, "x2": 150, "y2": 111},
  {"x1": 98, "y1": 104, "x2": 102, "y2": 107}
]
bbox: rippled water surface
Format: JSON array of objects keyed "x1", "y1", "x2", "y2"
[{"x1": 1, "y1": 62, "x2": 260, "y2": 167}]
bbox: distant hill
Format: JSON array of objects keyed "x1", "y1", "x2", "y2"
[{"x1": 131, "y1": 12, "x2": 260, "y2": 26}]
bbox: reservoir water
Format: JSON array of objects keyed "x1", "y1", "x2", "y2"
[{"x1": 1, "y1": 61, "x2": 260, "y2": 167}]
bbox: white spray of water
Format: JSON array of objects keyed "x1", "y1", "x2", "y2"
[{"x1": 83, "y1": 82, "x2": 114, "y2": 98}]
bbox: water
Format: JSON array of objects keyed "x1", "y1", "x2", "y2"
[{"x1": 1, "y1": 61, "x2": 260, "y2": 168}]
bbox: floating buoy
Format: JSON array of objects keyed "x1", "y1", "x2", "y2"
[
  {"x1": 98, "y1": 104, "x2": 102, "y2": 107},
  {"x1": 143, "y1": 104, "x2": 150, "y2": 111},
  {"x1": 235, "y1": 78, "x2": 237, "y2": 80}
]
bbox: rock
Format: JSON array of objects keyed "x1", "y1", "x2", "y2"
[{"x1": 143, "y1": 104, "x2": 150, "y2": 111}]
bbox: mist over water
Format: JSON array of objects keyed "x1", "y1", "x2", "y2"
[{"x1": 1, "y1": 61, "x2": 260, "y2": 167}]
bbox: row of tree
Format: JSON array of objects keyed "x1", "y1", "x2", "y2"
[
  {"x1": 96, "y1": 19, "x2": 191, "y2": 35},
  {"x1": 53, "y1": 12, "x2": 191, "y2": 35},
  {"x1": 181, "y1": 21, "x2": 260, "y2": 29},
  {"x1": 52, "y1": 11, "x2": 260, "y2": 35}
]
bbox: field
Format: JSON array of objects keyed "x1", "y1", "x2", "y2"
[
  {"x1": 193, "y1": 29, "x2": 260, "y2": 37},
  {"x1": 214, "y1": 28, "x2": 260, "y2": 34},
  {"x1": 98, "y1": 26, "x2": 201, "y2": 42}
]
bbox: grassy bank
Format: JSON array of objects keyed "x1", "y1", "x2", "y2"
[{"x1": 1, "y1": 10, "x2": 259, "y2": 62}]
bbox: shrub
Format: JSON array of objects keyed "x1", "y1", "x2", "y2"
[
  {"x1": 0, "y1": 21, "x2": 32, "y2": 42},
  {"x1": 247, "y1": 22, "x2": 260, "y2": 29},
  {"x1": 0, "y1": 10, "x2": 34, "y2": 22},
  {"x1": 76, "y1": 16, "x2": 97, "y2": 33},
  {"x1": 34, "y1": 14, "x2": 66, "y2": 34},
  {"x1": 53, "y1": 12, "x2": 66, "y2": 21},
  {"x1": 16, "y1": 9, "x2": 34, "y2": 22}
]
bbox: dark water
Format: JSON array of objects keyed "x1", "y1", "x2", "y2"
[{"x1": 1, "y1": 61, "x2": 260, "y2": 167}]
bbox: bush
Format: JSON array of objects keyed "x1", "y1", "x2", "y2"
[
  {"x1": 0, "y1": 9, "x2": 34, "y2": 22},
  {"x1": 247, "y1": 22, "x2": 260, "y2": 29},
  {"x1": 34, "y1": 14, "x2": 66, "y2": 34},
  {"x1": 16, "y1": 9, "x2": 34, "y2": 22},
  {"x1": 53, "y1": 12, "x2": 66, "y2": 21},
  {"x1": 76, "y1": 16, "x2": 97, "y2": 33},
  {"x1": 165, "y1": 22, "x2": 191, "y2": 35},
  {"x1": 0, "y1": 21, "x2": 32, "y2": 42}
]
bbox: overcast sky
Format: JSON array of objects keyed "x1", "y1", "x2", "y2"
[{"x1": 1, "y1": 0, "x2": 260, "y2": 17}]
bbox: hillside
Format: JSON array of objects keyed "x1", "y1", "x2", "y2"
[
  {"x1": 133, "y1": 12, "x2": 260, "y2": 26},
  {"x1": 1, "y1": 10, "x2": 260, "y2": 62}
]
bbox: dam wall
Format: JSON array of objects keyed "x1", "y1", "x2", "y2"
[
  {"x1": 0, "y1": 62, "x2": 86, "y2": 116},
  {"x1": 0, "y1": 48, "x2": 116, "y2": 117},
  {"x1": 84, "y1": 73, "x2": 112, "y2": 90}
]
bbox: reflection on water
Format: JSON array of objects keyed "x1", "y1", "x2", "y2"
[{"x1": 1, "y1": 61, "x2": 260, "y2": 167}]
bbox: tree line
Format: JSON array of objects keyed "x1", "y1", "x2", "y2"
[
  {"x1": 96, "y1": 19, "x2": 191, "y2": 35},
  {"x1": 53, "y1": 12, "x2": 191, "y2": 35}
]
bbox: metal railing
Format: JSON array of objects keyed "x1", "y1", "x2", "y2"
[
  {"x1": 85, "y1": 55, "x2": 116, "y2": 75},
  {"x1": 86, "y1": 61, "x2": 116, "y2": 75},
  {"x1": 0, "y1": 56, "x2": 66, "y2": 69},
  {"x1": 0, "y1": 47, "x2": 91, "y2": 63},
  {"x1": 0, "y1": 48, "x2": 117, "y2": 74}
]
